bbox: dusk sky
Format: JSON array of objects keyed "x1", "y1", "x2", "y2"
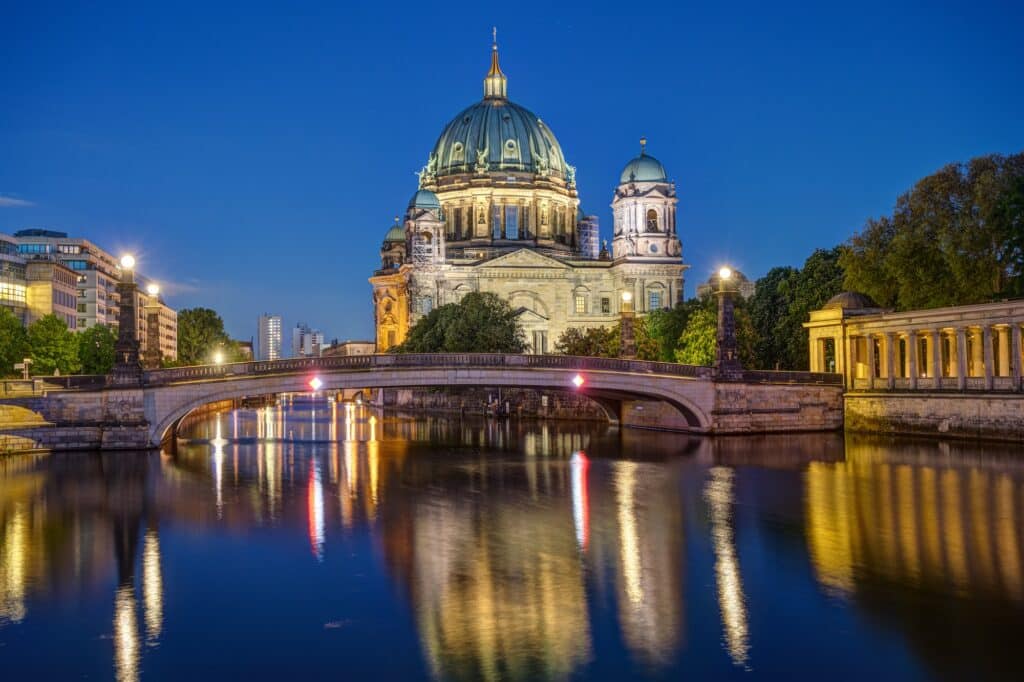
[{"x1": 2, "y1": 0, "x2": 1021, "y2": 342}]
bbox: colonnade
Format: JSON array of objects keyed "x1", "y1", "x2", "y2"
[{"x1": 840, "y1": 322, "x2": 1024, "y2": 391}]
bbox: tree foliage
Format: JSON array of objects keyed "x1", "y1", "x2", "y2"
[
  {"x1": 395, "y1": 292, "x2": 527, "y2": 353},
  {"x1": 27, "y1": 314, "x2": 81, "y2": 376},
  {"x1": 672, "y1": 298, "x2": 756, "y2": 367},
  {"x1": 177, "y1": 307, "x2": 233, "y2": 365},
  {"x1": 840, "y1": 152, "x2": 1024, "y2": 309},
  {"x1": 748, "y1": 248, "x2": 844, "y2": 370},
  {"x1": 0, "y1": 307, "x2": 29, "y2": 377},
  {"x1": 554, "y1": 325, "x2": 619, "y2": 357},
  {"x1": 77, "y1": 324, "x2": 117, "y2": 374}
]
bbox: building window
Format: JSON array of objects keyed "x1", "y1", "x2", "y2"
[
  {"x1": 574, "y1": 295, "x2": 587, "y2": 314},
  {"x1": 419, "y1": 297, "x2": 433, "y2": 314},
  {"x1": 452, "y1": 142, "x2": 464, "y2": 163},
  {"x1": 492, "y1": 204, "x2": 502, "y2": 240},
  {"x1": 532, "y1": 330, "x2": 548, "y2": 354},
  {"x1": 601, "y1": 297, "x2": 610, "y2": 314},
  {"x1": 386, "y1": 330, "x2": 396, "y2": 348},
  {"x1": 505, "y1": 205, "x2": 519, "y2": 239},
  {"x1": 649, "y1": 290, "x2": 662, "y2": 310},
  {"x1": 646, "y1": 209, "x2": 659, "y2": 232}
]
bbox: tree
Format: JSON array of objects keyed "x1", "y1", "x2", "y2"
[
  {"x1": 77, "y1": 324, "x2": 117, "y2": 374},
  {"x1": 748, "y1": 248, "x2": 844, "y2": 370},
  {"x1": 0, "y1": 307, "x2": 29, "y2": 377},
  {"x1": 840, "y1": 152, "x2": 1024, "y2": 310},
  {"x1": 554, "y1": 326, "x2": 619, "y2": 357},
  {"x1": 644, "y1": 303, "x2": 700, "y2": 362},
  {"x1": 395, "y1": 292, "x2": 527, "y2": 353},
  {"x1": 673, "y1": 297, "x2": 757, "y2": 367},
  {"x1": 674, "y1": 307, "x2": 717, "y2": 365},
  {"x1": 27, "y1": 314, "x2": 81, "y2": 375},
  {"x1": 177, "y1": 307, "x2": 233, "y2": 365}
]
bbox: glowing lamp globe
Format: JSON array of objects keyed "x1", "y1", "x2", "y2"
[
  {"x1": 309, "y1": 377, "x2": 323, "y2": 391},
  {"x1": 146, "y1": 283, "x2": 160, "y2": 296},
  {"x1": 621, "y1": 291, "x2": 633, "y2": 303},
  {"x1": 213, "y1": 351, "x2": 224, "y2": 365},
  {"x1": 572, "y1": 374, "x2": 585, "y2": 388},
  {"x1": 120, "y1": 255, "x2": 136, "y2": 270},
  {"x1": 719, "y1": 267, "x2": 733, "y2": 281}
]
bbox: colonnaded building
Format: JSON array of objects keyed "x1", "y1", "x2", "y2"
[{"x1": 369, "y1": 38, "x2": 686, "y2": 352}]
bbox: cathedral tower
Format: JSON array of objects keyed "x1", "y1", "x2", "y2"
[{"x1": 611, "y1": 138, "x2": 681, "y2": 262}]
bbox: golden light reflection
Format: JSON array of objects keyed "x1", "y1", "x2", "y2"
[
  {"x1": 706, "y1": 466, "x2": 749, "y2": 667},
  {"x1": 142, "y1": 530, "x2": 163, "y2": 645},
  {"x1": 212, "y1": 418, "x2": 226, "y2": 518},
  {"x1": 570, "y1": 452, "x2": 589, "y2": 551},
  {"x1": 805, "y1": 451, "x2": 1024, "y2": 604},
  {"x1": 113, "y1": 584, "x2": 140, "y2": 682},
  {"x1": 0, "y1": 504, "x2": 28, "y2": 624},
  {"x1": 615, "y1": 462, "x2": 642, "y2": 606}
]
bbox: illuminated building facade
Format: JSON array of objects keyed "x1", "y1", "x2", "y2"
[
  {"x1": 257, "y1": 313, "x2": 282, "y2": 360},
  {"x1": 369, "y1": 39, "x2": 687, "y2": 352},
  {"x1": 0, "y1": 234, "x2": 27, "y2": 322},
  {"x1": 24, "y1": 260, "x2": 79, "y2": 329}
]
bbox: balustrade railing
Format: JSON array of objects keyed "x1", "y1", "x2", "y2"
[{"x1": 141, "y1": 354, "x2": 840, "y2": 387}]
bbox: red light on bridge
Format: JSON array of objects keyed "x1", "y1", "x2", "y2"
[
  {"x1": 309, "y1": 376, "x2": 323, "y2": 391},
  {"x1": 571, "y1": 374, "x2": 585, "y2": 389}
]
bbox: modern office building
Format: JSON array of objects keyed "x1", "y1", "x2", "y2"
[
  {"x1": 257, "y1": 314, "x2": 282, "y2": 360},
  {"x1": 25, "y1": 260, "x2": 79, "y2": 329},
  {"x1": 291, "y1": 323, "x2": 325, "y2": 358},
  {"x1": 12, "y1": 229, "x2": 123, "y2": 330},
  {"x1": 136, "y1": 282, "x2": 178, "y2": 363},
  {"x1": 0, "y1": 234, "x2": 27, "y2": 322}
]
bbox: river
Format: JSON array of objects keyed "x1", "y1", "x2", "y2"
[{"x1": 0, "y1": 400, "x2": 1021, "y2": 680}]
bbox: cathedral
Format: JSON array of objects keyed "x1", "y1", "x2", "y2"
[{"x1": 369, "y1": 38, "x2": 687, "y2": 352}]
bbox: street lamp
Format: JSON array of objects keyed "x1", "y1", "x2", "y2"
[
  {"x1": 142, "y1": 283, "x2": 162, "y2": 369},
  {"x1": 213, "y1": 351, "x2": 224, "y2": 365},
  {"x1": 120, "y1": 254, "x2": 136, "y2": 270},
  {"x1": 715, "y1": 264, "x2": 743, "y2": 380},
  {"x1": 109, "y1": 254, "x2": 142, "y2": 385},
  {"x1": 146, "y1": 282, "x2": 160, "y2": 297},
  {"x1": 619, "y1": 290, "x2": 637, "y2": 359}
]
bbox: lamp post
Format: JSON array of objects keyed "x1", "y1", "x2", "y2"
[
  {"x1": 714, "y1": 266, "x2": 743, "y2": 380},
  {"x1": 143, "y1": 282, "x2": 163, "y2": 369},
  {"x1": 109, "y1": 255, "x2": 144, "y2": 386},
  {"x1": 619, "y1": 290, "x2": 637, "y2": 359}
]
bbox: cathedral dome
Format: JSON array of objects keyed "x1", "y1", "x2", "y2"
[
  {"x1": 425, "y1": 40, "x2": 571, "y2": 183},
  {"x1": 408, "y1": 189, "x2": 441, "y2": 210},
  {"x1": 384, "y1": 222, "x2": 405, "y2": 243},
  {"x1": 619, "y1": 138, "x2": 667, "y2": 184},
  {"x1": 823, "y1": 291, "x2": 879, "y2": 310}
]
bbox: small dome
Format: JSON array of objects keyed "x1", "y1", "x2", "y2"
[
  {"x1": 823, "y1": 291, "x2": 879, "y2": 310},
  {"x1": 408, "y1": 189, "x2": 441, "y2": 210},
  {"x1": 620, "y1": 152, "x2": 668, "y2": 184},
  {"x1": 384, "y1": 223, "x2": 405, "y2": 243}
]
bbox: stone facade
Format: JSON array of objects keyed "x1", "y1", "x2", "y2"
[
  {"x1": 845, "y1": 393, "x2": 1024, "y2": 441},
  {"x1": 369, "y1": 42, "x2": 686, "y2": 352}
]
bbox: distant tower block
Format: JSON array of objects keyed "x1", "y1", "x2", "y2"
[{"x1": 577, "y1": 213, "x2": 600, "y2": 260}]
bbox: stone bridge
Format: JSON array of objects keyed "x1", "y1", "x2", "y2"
[{"x1": 2, "y1": 354, "x2": 843, "y2": 451}]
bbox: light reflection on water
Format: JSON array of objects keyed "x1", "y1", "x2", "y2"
[{"x1": 0, "y1": 402, "x2": 1022, "y2": 680}]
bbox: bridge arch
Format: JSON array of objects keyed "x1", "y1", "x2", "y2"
[{"x1": 145, "y1": 355, "x2": 715, "y2": 446}]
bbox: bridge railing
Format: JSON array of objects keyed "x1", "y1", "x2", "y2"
[{"x1": 141, "y1": 353, "x2": 842, "y2": 386}]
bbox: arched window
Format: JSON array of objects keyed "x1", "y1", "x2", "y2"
[
  {"x1": 646, "y1": 209, "x2": 659, "y2": 232},
  {"x1": 503, "y1": 139, "x2": 518, "y2": 159},
  {"x1": 452, "y1": 142, "x2": 465, "y2": 163}
]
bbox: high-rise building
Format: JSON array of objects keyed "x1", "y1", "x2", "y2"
[
  {"x1": 257, "y1": 314, "x2": 282, "y2": 360},
  {"x1": 291, "y1": 323, "x2": 325, "y2": 358}
]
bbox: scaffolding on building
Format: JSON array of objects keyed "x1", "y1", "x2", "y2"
[{"x1": 577, "y1": 215, "x2": 600, "y2": 260}]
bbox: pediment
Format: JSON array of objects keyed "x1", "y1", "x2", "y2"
[
  {"x1": 512, "y1": 306, "x2": 549, "y2": 322},
  {"x1": 480, "y1": 248, "x2": 570, "y2": 270}
]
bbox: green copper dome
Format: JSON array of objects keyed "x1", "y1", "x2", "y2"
[
  {"x1": 384, "y1": 223, "x2": 405, "y2": 243},
  {"x1": 620, "y1": 152, "x2": 668, "y2": 184},
  {"x1": 408, "y1": 189, "x2": 441, "y2": 210},
  {"x1": 425, "y1": 41, "x2": 571, "y2": 182}
]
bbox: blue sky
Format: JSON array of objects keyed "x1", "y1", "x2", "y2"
[{"x1": 2, "y1": 0, "x2": 1021, "y2": 341}]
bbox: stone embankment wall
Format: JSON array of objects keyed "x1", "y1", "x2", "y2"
[
  {"x1": 622, "y1": 382, "x2": 844, "y2": 433},
  {"x1": 845, "y1": 393, "x2": 1024, "y2": 442},
  {"x1": 379, "y1": 387, "x2": 608, "y2": 421}
]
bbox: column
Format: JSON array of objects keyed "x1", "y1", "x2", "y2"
[
  {"x1": 956, "y1": 327, "x2": 968, "y2": 391},
  {"x1": 998, "y1": 326, "x2": 1010, "y2": 377},
  {"x1": 970, "y1": 328, "x2": 984, "y2": 377},
  {"x1": 907, "y1": 331, "x2": 918, "y2": 390},
  {"x1": 842, "y1": 334, "x2": 853, "y2": 388},
  {"x1": 866, "y1": 335, "x2": 877, "y2": 390},
  {"x1": 931, "y1": 329, "x2": 942, "y2": 386},
  {"x1": 884, "y1": 332, "x2": 895, "y2": 390},
  {"x1": 982, "y1": 325, "x2": 994, "y2": 390},
  {"x1": 1012, "y1": 323, "x2": 1022, "y2": 391}
]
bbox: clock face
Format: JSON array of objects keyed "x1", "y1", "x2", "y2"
[{"x1": 649, "y1": 243, "x2": 659, "y2": 253}]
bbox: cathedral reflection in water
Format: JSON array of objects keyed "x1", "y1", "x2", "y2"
[{"x1": 1, "y1": 405, "x2": 1023, "y2": 680}]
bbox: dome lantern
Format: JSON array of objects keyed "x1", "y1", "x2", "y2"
[{"x1": 483, "y1": 27, "x2": 508, "y2": 100}]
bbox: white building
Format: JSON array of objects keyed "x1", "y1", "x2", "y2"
[
  {"x1": 291, "y1": 323, "x2": 325, "y2": 358},
  {"x1": 257, "y1": 314, "x2": 282, "y2": 360}
]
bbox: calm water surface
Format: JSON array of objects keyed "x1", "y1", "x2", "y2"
[{"x1": 1, "y1": 401, "x2": 1022, "y2": 680}]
